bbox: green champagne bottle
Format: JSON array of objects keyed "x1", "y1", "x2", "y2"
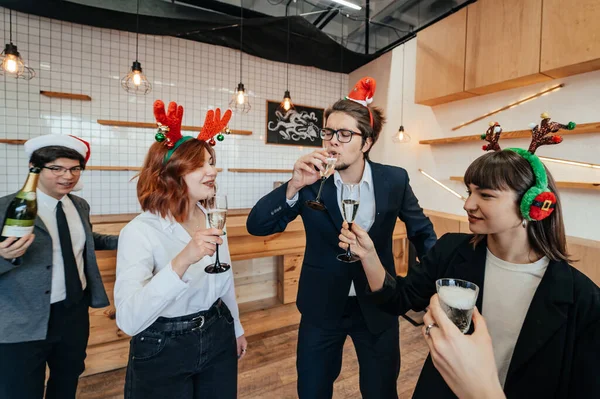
[{"x1": 0, "y1": 167, "x2": 41, "y2": 241}]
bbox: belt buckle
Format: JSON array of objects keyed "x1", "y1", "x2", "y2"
[
  {"x1": 191, "y1": 315, "x2": 205, "y2": 331},
  {"x1": 541, "y1": 199, "x2": 552, "y2": 211}
]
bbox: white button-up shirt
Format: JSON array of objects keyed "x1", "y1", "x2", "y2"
[
  {"x1": 114, "y1": 205, "x2": 244, "y2": 338},
  {"x1": 287, "y1": 162, "x2": 376, "y2": 296},
  {"x1": 36, "y1": 189, "x2": 87, "y2": 304}
]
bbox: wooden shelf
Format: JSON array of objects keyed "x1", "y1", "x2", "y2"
[
  {"x1": 97, "y1": 120, "x2": 252, "y2": 136},
  {"x1": 420, "y1": 122, "x2": 600, "y2": 145},
  {"x1": 86, "y1": 166, "x2": 141, "y2": 172},
  {"x1": 0, "y1": 139, "x2": 26, "y2": 145},
  {"x1": 229, "y1": 168, "x2": 293, "y2": 173},
  {"x1": 87, "y1": 166, "x2": 222, "y2": 172},
  {"x1": 450, "y1": 176, "x2": 600, "y2": 191},
  {"x1": 40, "y1": 90, "x2": 92, "y2": 101}
]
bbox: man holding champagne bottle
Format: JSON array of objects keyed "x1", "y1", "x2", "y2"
[
  {"x1": 0, "y1": 134, "x2": 118, "y2": 399},
  {"x1": 247, "y1": 77, "x2": 436, "y2": 398}
]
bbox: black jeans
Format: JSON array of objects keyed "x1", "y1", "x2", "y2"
[
  {"x1": 296, "y1": 297, "x2": 400, "y2": 399},
  {"x1": 125, "y1": 299, "x2": 238, "y2": 399},
  {"x1": 0, "y1": 292, "x2": 91, "y2": 399}
]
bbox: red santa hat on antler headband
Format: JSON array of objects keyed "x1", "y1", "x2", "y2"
[
  {"x1": 24, "y1": 134, "x2": 91, "y2": 164},
  {"x1": 153, "y1": 100, "x2": 232, "y2": 163},
  {"x1": 345, "y1": 77, "x2": 377, "y2": 128}
]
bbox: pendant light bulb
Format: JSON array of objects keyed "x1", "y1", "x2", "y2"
[
  {"x1": 4, "y1": 54, "x2": 17, "y2": 73},
  {"x1": 278, "y1": 90, "x2": 295, "y2": 114},
  {"x1": 393, "y1": 125, "x2": 411, "y2": 143},
  {"x1": 132, "y1": 71, "x2": 142, "y2": 86}
]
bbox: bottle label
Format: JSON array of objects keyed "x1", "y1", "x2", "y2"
[{"x1": 1, "y1": 225, "x2": 34, "y2": 237}]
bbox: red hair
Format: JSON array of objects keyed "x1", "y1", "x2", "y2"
[{"x1": 137, "y1": 139, "x2": 215, "y2": 223}]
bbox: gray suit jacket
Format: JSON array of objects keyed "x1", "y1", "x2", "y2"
[{"x1": 0, "y1": 193, "x2": 118, "y2": 343}]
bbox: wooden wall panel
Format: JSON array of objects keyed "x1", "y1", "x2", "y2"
[
  {"x1": 465, "y1": 0, "x2": 551, "y2": 94},
  {"x1": 541, "y1": 0, "x2": 600, "y2": 78},
  {"x1": 415, "y1": 8, "x2": 476, "y2": 106}
]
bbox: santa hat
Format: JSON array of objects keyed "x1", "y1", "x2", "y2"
[
  {"x1": 346, "y1": 77, "x2": 376, "y2": 107},
  {"x1": 345, "y1": 77, "x2": 376, "y2": 127},
  {"x1": 24, "y1": 134, "x2": 91, "y2": 164}
]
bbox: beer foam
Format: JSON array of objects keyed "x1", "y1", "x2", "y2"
[{"x1": 438, "y1": 286, "x2": 476, "y2": 310}]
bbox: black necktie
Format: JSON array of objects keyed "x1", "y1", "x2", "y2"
[{"x1": 56, "y1": 201, "x2": 83, "y2": 307}]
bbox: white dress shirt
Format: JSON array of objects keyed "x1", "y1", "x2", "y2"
[
  {"x1": 482, "y1": 249, "x2": 549, "y2": 386},
  {"x1": 114, "y1": 205, "x2": 244, "y2": 338},
  {"x1": 36, "y1": 189, "x2": 87, "y2": 304},
  {"x1": 287, "y1": 162, "x2": 376, "y2": 296}
]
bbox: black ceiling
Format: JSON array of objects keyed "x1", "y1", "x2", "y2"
[{"x1": 0, "y1": 0, "x2": 471, "y2": 73}]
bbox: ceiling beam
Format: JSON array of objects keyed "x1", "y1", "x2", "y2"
[{"x1": 175, "y1": 0, "x2": 268, "y2": 18}]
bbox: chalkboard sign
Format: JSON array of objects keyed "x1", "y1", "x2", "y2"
[{"x1": 265, "y1": 100, "x2": 324, "y2": 147}]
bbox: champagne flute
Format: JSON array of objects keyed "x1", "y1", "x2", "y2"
[
  {"x1": 337, "y1": 183, "x2": 361, "y2": 263},
  {"x1": 204, "y1": 194, "x2": 230, "y2": 274},
  {"x1": 305, "y1": 156, "x2": 337, "y2": 211}
]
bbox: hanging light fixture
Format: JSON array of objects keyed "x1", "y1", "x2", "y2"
[
  {"x1": 392, "y1": 44, "x2": 411, "y2": 143},
  {"x1": 0, "y1": 9, "x2": 35, "y2": 80},
  {"x1": 277, "y1": 9, "x2": 295, "y2": 115},
  {"x1": 121, "y1": 0, "x2": 151, "y2": 94},
  {"x1": 230, "y1": 0, "x2": 251, "y2": 113}
]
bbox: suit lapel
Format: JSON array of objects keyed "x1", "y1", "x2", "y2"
[
  {"x1": 320, "y1": 177, "x2": 344, "y2": 229},
  {"x1": 452, "y1": 238, "x2": 487, "y2": 312},
  {"x1": 34, "y1": 217, "x2": 49, "y2": 234},
  {"x1": 369, "y1": 162, "x2": 389, "y2": 238},
  {"x1": 504, "y1": 260, "x2": 572, "y2": 386}
]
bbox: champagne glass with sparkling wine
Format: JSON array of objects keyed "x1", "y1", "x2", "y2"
[
  {"x1": 305, "y1": 156, "x2": 337, "y2": 211},
  {"x1": 337, "y1": 183, "x2": 361, "y2": 263},
  {"x1": 204, "y1": 194, "x2": 230, "y2": 274}
]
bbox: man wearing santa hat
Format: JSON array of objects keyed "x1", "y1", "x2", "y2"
[{"x1": 0, "y1": 134, "x2": 118, "y2": 399}]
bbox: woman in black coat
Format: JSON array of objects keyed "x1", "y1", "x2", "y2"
[{"x1": 338, "y1": 131, "x2": 600, "y2": 398}]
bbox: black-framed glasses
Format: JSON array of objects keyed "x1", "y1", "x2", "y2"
[
  {"x1": 320, "y1": 128, "x2": 362, "y2": 143},
  {"x1": 42, "y1": 166, "x2": 83, "y2": 176}
]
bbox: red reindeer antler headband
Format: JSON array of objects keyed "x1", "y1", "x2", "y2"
[
  {"x1": 153, "y1": 100, "x2": 232, "y2": 163},
  {"x1": 480, "y1": 112, "x2": 576, "y2": 222}
]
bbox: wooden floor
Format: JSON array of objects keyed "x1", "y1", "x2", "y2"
[{"x1": 77, "y1": 316, "x2": 429, "y2": 399}]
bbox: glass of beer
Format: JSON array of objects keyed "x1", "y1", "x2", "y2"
[{"x1": 435, "y1": 278, "x2": 479, "y2": 333}]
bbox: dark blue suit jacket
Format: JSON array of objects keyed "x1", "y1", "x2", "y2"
[{"x1": 246, "y1": 161, "x2": 436, "y2": 334}]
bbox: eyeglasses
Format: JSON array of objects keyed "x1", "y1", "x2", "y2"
[
  {"x1": 320, "y1": 128, "x2": 362, "y2": 143},
  {"x1": 42, "y1": 166, "x2": 84, "y2": 176}
]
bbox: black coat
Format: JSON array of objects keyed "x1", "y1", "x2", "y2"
[
  {"x1": 370, "y1": 233, "x2": 600, "y2": 398},
  {"x1": 247, "y1": 162, "x2": 436, "y2": 334}
]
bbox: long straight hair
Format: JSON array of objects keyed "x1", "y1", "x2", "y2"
[{"x1": 464, "y1": 150, "x2": 571, "y2": 263}]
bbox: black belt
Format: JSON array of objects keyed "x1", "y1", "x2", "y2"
[{"x1": 148, "y1": 299, "x2": 225, "y2": 333}]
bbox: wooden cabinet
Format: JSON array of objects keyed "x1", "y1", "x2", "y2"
[
  {"x1": 541, "y1": 0, "x2": 600, "y2": 78},
  {"x1": 415, "y1": 8, "x2": 475, "y2": 106},
  {"x1": 464, "y1": 0, "x2": 551, "y2": 94}
]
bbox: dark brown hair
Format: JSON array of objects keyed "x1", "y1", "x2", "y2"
[
  {"x1": 464, "y1": 150, "x2": 570, "y2": 263},
  {"x1": 30, "y1": 146, "x2": 86, "y2": 169},
  {"x1": 324, "y1": 99, "x2": 386, "y2": 160},
  {"x1": 137, "y1": 139, "x2": 215, "y2": 223}
]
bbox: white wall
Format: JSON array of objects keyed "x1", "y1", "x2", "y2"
[
  {"x1": 0, "y1": 7, "x2": 348, "y2": 214},
  {"x1": 352, "y1": 39, "x2": 600, "y2": 241}
]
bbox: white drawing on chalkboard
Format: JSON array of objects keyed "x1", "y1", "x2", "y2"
[{"x1": 268, "y1": 110, "x2": 320, "y2": 142}]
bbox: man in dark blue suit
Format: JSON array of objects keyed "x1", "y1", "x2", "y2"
[{"x1": 247, "y1": 78, "x2": 436, "y2": 399}]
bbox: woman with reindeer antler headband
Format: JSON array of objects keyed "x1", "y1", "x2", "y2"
[
  {"x1": 114, "y1": 101, "x2": 246, "y2": 399},
  {"x1": 339, "y1": 113, "x2": 600, "y2": 398}
]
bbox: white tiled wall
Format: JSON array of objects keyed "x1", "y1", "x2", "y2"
[{"x1": 0, "y1": 7, "x2": 348, "y2": 214}]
